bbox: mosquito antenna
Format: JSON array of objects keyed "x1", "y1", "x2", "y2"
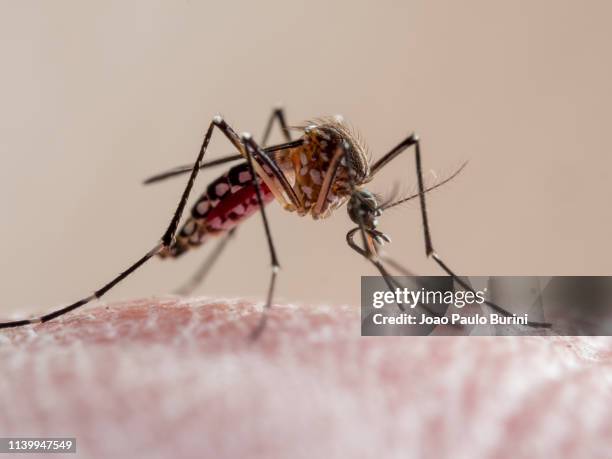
[{"x1": 378, "y1": 161, "x2": 468, "y2": 211}]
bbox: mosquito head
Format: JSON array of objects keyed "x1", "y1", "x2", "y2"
[{"x1": 347, "y1": 189, "x2": 382, "y2": 230}]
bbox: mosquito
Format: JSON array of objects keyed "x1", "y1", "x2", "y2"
[{"x1": 0, "y1": 108, "x2": 551, "y2": 337}]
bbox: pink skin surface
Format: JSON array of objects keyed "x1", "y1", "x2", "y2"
[{"x1": 1, "y1": 298, "x2": 611, "y2": 459}]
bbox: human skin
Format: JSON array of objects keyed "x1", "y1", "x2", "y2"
[{"x1": 1, "y1": 298, "x2": 611, "y2": 459}]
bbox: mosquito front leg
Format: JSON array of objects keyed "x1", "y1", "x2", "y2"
[{"x1": 370, "y1": 134, "x2": 551, "y2": 328}]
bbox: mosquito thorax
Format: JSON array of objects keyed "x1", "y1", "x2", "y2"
[
  {"x1": 273, "y1": 117, "x2": 370, "y2": 219},
  {"x1": 347, "y1": 189, "x2": 382, "y2": 229}
]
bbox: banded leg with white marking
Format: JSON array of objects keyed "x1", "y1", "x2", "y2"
[{"x1": 0, "y1": 116, "x2": 248, "y2": 329}]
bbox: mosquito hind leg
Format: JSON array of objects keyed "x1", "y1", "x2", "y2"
[{"x1": 0, "y1": 115, "x2": 246, "y2": 330}]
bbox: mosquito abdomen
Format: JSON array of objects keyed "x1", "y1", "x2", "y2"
[{"x1": 160, "y1": 162, "x2": 274, "y2": 258}]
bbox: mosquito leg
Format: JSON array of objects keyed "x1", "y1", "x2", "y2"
[
  {"x1": 254, "y1": 105, "x2": 304, "y2": 211},
  {"x1": 143, "y1": 139, "x2": 305, "y2": 186},
  {"x1": 346, "y1": 227, "x2": 446, "y2": 318},
  {"x1": 346, "y1": 228, "x2": 403, "y2": 309},
  {"x1": 261, "y1": 106, "x2": 292, "y2": 145},
  {"x1": 144, "y1": 154, "x2": 243, "y2": 185},
  {"x1": 241, "y1": 134, "x2": 282, "y2": 340},
  {"x1": 0, "y1": 243, "x2": 165, "y2": 329},
  {"x1": 430, "y1": 255, "x2": 551, "y2": 327},
  {"x1": 144, "y1": 107, "x2": 293, "y2": 186},
  {"x1": 0, "y1": 116, "x2": 245, "y2": 329},
  {"x1": 343, "y1": 143, "x2": 450, "y2": 322},
  {"x1": 371, "y1": 134, "x2": 551, "y2": 328},
  {"x1": 412, "y1": 138, "x2": 552, "y2": 327},
  {"x1": 343, "y1": 147, "x2": 407, "y2": 310},
  {"x1": 344, "y1": 148, "x2": 411, "y2": 313},
  {"x1": 243, "y1": 135, "x2": 281, "y2": 339},
  {"x1": 175, "y1": 108, "x2": 295, "y2": 296}
]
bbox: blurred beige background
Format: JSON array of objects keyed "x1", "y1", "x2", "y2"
[{"x1": 1, "y1": 1, "x2": 610, "y2": 317}]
